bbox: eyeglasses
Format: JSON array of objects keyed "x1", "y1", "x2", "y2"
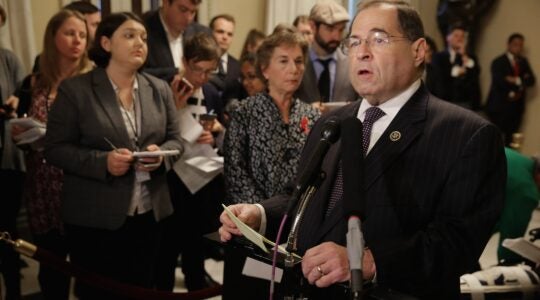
[
  {"x1": 341, "y1": 31, "x2": 410, "y2": 55},
  {"x1": 188, "y1": 62, "x2": 215, "y2": 77}
]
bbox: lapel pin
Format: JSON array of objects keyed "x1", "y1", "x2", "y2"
[{"x1": 389, "y1": 131, "x2": 401, "y2": 142}]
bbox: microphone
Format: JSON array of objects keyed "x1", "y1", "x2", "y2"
[
  {"x1": 285, "y1": 117, "x2": 341, "y2": 215},
  {"x1": 341, "y1": 116, "x2": 365, "y2": 299}
]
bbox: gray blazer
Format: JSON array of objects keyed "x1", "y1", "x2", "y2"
[
  {"x1": 44, "y1": 68, "x2": 183, "y2": 230},
  {"x1": 296, "y1": 48, "x2": 358, "y2": 103}
]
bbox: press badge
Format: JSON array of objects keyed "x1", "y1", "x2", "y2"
[{"x1": 135, "y1": 170, "x2": 151, "y2": 182}]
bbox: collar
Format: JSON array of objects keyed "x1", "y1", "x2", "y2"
[
  {"x1": 506, "y1": 52, "x2": 517, "y2": 62},
  {"x1": 192, "y1": 87, "x2": 204, "y2": 100},
  {"x1": 220, "y1": 53, "x2": 229, "y2": 64},
  {"x1": 309, "y1": 47, "x2": 337, "y2": 62},
  {"x1": 109, "y1": 75, "x2": 139, "y2": 92},
  {"x1": 357, "y1": 79, "x2": 421, "y2": 121}
]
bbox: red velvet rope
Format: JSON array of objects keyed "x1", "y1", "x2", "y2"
[{"x1": 33, "y1": 246, "x2": 222, "y2": 300}]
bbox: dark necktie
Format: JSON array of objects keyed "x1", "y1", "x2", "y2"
[
  {"x1": 512, "y1": 58, "x2": 520, "y2": 76},
  {"x1": 362, "y1": 107, "x2": 385, "y2": 156},
  {"x1": 218, "y1": 59, "x2": 226, "y2": 78},
  {"x1": 454, "y1": 53, "x2": 463, "y2": 66},
  {"x1": 317, "y1": 58, "x2": 332, "y2": 102},
  {"x1": 326, "y1": 106, "x2": 386, "y2": 216}
]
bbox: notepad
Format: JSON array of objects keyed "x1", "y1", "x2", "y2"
[{"x1": 132, "y1": 150, "x2": 180, "y2": 157}]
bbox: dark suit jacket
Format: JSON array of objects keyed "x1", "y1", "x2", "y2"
[
  {"x1": 262, "y1": 85, "x2": 506, "y2": 299},
  {"x1": 44, "y1": 68, "x2": 183, "y2": 230},
  {"x1": 429, "y1": 50, "x2": 481, "y2": 110},
  {"x1": 486, "y1": 53, "x2": 536, "y2": 114},
  {"x1": 143, "y1": 10, "x2": 211, "y2": 83},
  {"x1": 296, "y1": 49, "x2": 358, "y2": 103}
]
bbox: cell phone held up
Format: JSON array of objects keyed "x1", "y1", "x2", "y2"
[{"x1": 177, "y1": 77, "x2": 194, "y2": 93}]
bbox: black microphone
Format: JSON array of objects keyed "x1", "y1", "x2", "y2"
[
  {"x1": 286, "y1": 117, "x2": 341, "y2": 215},
  {"x1": 341, "y1": 116, "x2": 365, "y2": 299}
]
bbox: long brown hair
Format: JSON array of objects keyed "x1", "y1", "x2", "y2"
[{"x1": 36, "y1": 9, "x2": 92, "y2": 91}]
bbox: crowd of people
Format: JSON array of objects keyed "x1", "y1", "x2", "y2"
[{"x1": 0, "y1": 0, "x2": 537, "y2": 299}]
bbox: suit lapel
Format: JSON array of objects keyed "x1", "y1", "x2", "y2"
[
  {"x1": 136, "y1": 73, "x2": 156, "y2": 147},
  {"x1": 92, "y1": 68, "x2": 132, "y2": 147},
  {"x1": 363, "y1": 86, "x2": 428, "y2": 190}
]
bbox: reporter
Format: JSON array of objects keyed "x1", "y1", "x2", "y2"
[{"x1": 44, "y1": 12, "x2": 182, "y2": 299}]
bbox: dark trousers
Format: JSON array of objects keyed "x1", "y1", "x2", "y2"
[
  {"x1": 487, "y1": 106, "x2": 524, "y2": 146},
  {"x1": 153, "y1": 171, "x2": 223, "y2": 291},
  {"x1": 65, "y1": 211, "x2": 161, "y2": 300},
  {"x1": 33, "y1": 229, "x2": 70, "y2": 300},
  {"x1": 0, "y1": 169, "x2": 24, "y2": 300}
]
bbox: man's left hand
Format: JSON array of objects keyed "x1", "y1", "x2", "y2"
[{"x1": 302, "y1": 242, "x2": 350, "y2": 287}]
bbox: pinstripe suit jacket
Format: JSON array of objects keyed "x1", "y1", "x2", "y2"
[
  {"x1": 44, "y1": 68, "x2": 183, "y2": 230},
  {"x1": 262, "y1": 84, "x2": 506, "y2": 299}
]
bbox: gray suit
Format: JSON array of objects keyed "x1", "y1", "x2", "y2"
[
  {"x1": 44, "y1": 68, "x2": 183, "y2": 230},
  {"x1": 296, "y1": 48, "x2": 358, "y2": 103}
]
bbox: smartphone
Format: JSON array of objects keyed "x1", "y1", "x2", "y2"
[{"x1": 177, "y1": 77, "x2": 194, "y2": 93}]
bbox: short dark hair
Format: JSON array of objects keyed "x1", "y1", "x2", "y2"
[
  {"x1": 356, "y1": 0, "x2": 424, "y2": 42},
  {"x1": 89, "y1": 12, "x2": 144, "y2": 68},
  {"x1": 255, "y1": 30, "x2": 308, "y2": 83},
  {"x1": 63, "y1": 1, "x2": 99, "y2": 15},
  {"x1": 209, "y1": 14, "x2": 235, "y2": 30},
  {"x1": 183, "y1": 32, "x2": 220, "y2": 63},
  {"x1": 508, "y1": 33, "x2": 524, "y2": 44}
]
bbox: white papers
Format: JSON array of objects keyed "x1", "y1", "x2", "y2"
[
  {"x1": 9, "y1": 117, "x2": 46, "y2": 146},
  {"x1": 14, "y1": 127, "x2": 46, "y2": 145},
  {"x1": 221, "y1": 204, "x2": 302, "y2": 260},
  {"x1": 173, "y1": 143, "x2": 222, "y2": 194},
  {"x1": 9, "y1": 117, "x2": 45, "y2": 129},
  {"x1": 502, "y1": 238, "x2": 540, "y2": 263},
  {"x1": 242, "y1": 257, "x2": 283, "y2": 282},
  {"x1": 177, "y1": 108, "x2": 203, "y2": 143},
  {"x1": 185, "y1": 156, "x2": 223, "y2": 173},
  {"x1": 132, "y1": 150, "x2": 180, "y2": 157}
]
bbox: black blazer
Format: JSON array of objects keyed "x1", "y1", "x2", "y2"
[
  {"x1": 429, "y1": 50, "x2": 481, "y2": 110},
  {"x1": 143, "y1": 10, "x2": 211, "y2": 83},
  {"x1": 485, "y1": 53, "x2": 536, "y2": 114},
  {"x1": 262, "y1": 85, "x2": 506, "y2": 299}
]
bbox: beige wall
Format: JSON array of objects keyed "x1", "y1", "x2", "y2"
[
  {"x1": 416, "y1": 0, "x2": 540, "y2": 155},
  {"x1": 199, "y1": 0, "x2": 266, "y2": 59},
  {"x1": 30, "y1": 0, "x2": 63, "y2": 55}
]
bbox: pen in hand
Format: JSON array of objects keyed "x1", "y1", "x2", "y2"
[{"x1": 103, "y1": 137, "x2": 120, "y2": 153}]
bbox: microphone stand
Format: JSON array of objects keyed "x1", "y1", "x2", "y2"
[{"x1": 282, "y1": 172, "x2": 325, "y2": 300}]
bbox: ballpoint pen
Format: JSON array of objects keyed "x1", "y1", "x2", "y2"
[{"x1": 103, "y1": 137, "x2": 120, "y2": 153}]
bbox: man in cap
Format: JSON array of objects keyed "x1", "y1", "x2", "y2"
[{"x1": 296, "y1": 1, "x2": 358, "y2": 106}]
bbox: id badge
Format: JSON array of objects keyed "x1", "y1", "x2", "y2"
[{"x1": 135, "y1": 170, "x2": 151, "y2": 182}]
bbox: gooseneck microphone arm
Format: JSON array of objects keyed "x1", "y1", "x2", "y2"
[{"x1": 284, "y1": 118, "x2": 340, "y2": 266}]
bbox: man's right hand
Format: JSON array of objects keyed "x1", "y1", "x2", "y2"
[{"x1": 218, "y1": 204, "x2": 262, "y2": 242}]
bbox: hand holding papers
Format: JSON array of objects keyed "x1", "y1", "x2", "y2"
[
  {"x1": 222, "y1": 204, "x2": 302, "y2": 261},
  {"x1": 10, "y1": 117, "x2": 46, "y2": 146}
]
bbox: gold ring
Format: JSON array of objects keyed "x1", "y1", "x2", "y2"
[{"x1": 316, "y1": 265, "x2": 324, "y2": 276}]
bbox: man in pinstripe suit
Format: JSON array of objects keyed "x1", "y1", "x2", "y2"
[{"x1": 218, "y1": 1, "x2": 506, "y2": 299}]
